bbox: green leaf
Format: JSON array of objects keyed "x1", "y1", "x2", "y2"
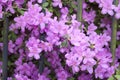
[
  {"x1": 68, "y1": 77, "x2": 75, "y2": 80},
  {"x1": 116, "y1": 69, "x2": 120, "y2": 75},
  {"x1": 69, "y1": 8, "x2": 73, "y2": 14},
  {"x1": 12, "y1": 78, "x2": 16, "y2": 80},
  {"x1": 42, "y1": 2, "x2": 49, "y2": 8},
  {"x1": 71, "y1": 2, "x2": 77, "y2": 9},
  {"x1": 115, "y1": 75, "x2": 120, "y2": 80},
  {"x1": 108, "y1": 76, "x2": 114, "y2": 80},
  {"x1": 61, "y1": 40, "x2": 68, "y2": 47},
  {"x1": 8, "y1": 32, "x2": 17, "y2": 41},
  {"x1": 17, "y1": 8, "x2": 24, "y2": 15},
  {"x1": 8, "y1": 61, "x2": 14, "y2": 66}
]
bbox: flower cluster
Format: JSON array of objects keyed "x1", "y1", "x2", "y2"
[
  {"x1": 0, "y1": 0, "x2": 120, "y2": 80},
  {"x1": 89, "y1": 0, "x2": 120, "y2": 19}
]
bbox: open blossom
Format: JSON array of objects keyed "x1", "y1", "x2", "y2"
[
  {"x1": 6, "y1": 1, "x2": 15, "y2": 14},
  {"x1": 39, "y1": 41, "x2": 53, "y2": 52},
  {"x1": 8, "y1": 40, "x2": 16, "y2": 53},
  {"x1": 114, "y1": 4, "x2": 120, "y2": 19},
  {"x1": 15, "y1": 74, "x2": 31, "y2": 80},
  {"x1": 49, "y1": 20, "x2": 68, "y2": 36},
  {"x1": 46, "y1": 30, "x2": 60, "y2": 46},
  {"x1": 55, "y1": 68, "x2": 68, "y2": 80},
  {"x1": 0, "y1": 5, "x2": 3, "y2": 18},
  {"x1": 37, "y1": 0, "x2": 42, "y2": 3},
  {"x1": 81, "y1": 49, "x2": 96, "y2": 74},
  {"x1": 52, "y1": 0, "x2": 62, "y2": 8},
  {"x1": 99, "y1": 0, "x2": 114, "y2": 15},
  {"x1": 100, "y1": 17, "x2": 112, "y2": 27},
  {"x1": 65, "y1": 51, "x2": 83, "y2": 73},
  {"x1": 47, "y1": 51, "x2": 61, "y2": 68},
  {"x1": 0, "y1": 62, "x2": 2, "y2": 77},
  {"x1": 95, "y1": 49, "x2": 115, "y2": 79},
  {"x1": 15, "y1": 0, "x2": 24, "y2": 5},
  {"x1": 1, "y1": 0, "x2": 120, "y2": 80},
  {"x1": 88, "y1": 32, "x2": 110, "y2": 53},
  {"x1": 78, "y1": 73, "x2": 92, "y2": 80},
  {"x1": 89, "y1": 0, "x2": 95, "y2": 3},
  {"x1": 38, "y1": 75, "x2": 50, "y2": 80},
  {"x1": 95, "y1": 65, "x2": 115, "y2": 79},
  {"x1": 68, "y1": 28, "x2": 88, "y2": 46},
  {"x1": 61, "y1": 7, "x2": 69, "y2": 15},
  {"x1": 26, "y1": 2, "x2": 42, "y2": 25},
  {"x1": 87, "y1": 23, "x2": 97, "y2": 34},
  {"x1": 12, "y1": 2, "x2": 43, "y2": 32},
  {"x1": 15, "y1": 61, "x2": 39, "y2": 80},
  {"x1": 13, "y1": 16, "x2": 27, "y2": 32},
  {"x1": 26, "y1": 37, "x2": 42, "y2": 59},
  {"x1": 83, "y1": 10, "x2": 96, "y2": 23}
]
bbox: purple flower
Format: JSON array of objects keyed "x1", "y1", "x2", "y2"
[
  {"x1": 81, "y1": 50, "x2": 96, "y2": 74},
  {"x1": 46, "y1": 31, "x2": 60, "y2": 45},
  {"x1": 8, "y1": 40, "x2": 15, "y2": 53},
  {"x1": 65, "y1": 52, "x2": 82, "y2": 73},
  {"x1": 6, "y1": 1, "x2": 15, "y2": 14},
  {"x1": 99, "y1": 0, "x2": 114, "y2": 15},
  {"x1": 0, "y1": 62, "x2": 2, "y2": 77},
  {"x1": 7, "y1": 77, "x2": 13, "y2": 80},
  {"x1": 26, "y1": 37, "x2": 42, "y2": 59},
  {"x1": 15, "y1": 61, "x2": 39, "y2": 80},
  {"x1": 15, "y1": 0, "x2": 24, "y2": 6},
  {"x1": 114, "y1": 4, "x2": 120, "y2": 19},
  {"x1": 38, "y1": 74, "x2": 50, "y2": 80},
  {"x1": 39, "y1": 41, "x2": 53, "y2": 52},
  {"x1": 55, "y1": 68, "x2": 68, "y2": 80},
  {"x1": 89, "y1": 0, "x2": 95, "y2": 2},
  {"x1": 15, "y1": 36, "x2": 24, "y2": 46},
  {"x1": 0, "y1": 5, "x2": 3, "y2": 18},
  {"x1": 47, "y1": 51, "x2": 61, "y2": 68},
  {"x1": 52, "y1": 0, "x2": 62, "y2": 8},
  {"x1": 15, "y1": 74, "x2": 31, "y2": 80},
  {"x1": 87, "y1": 23, "x2": 97, "y2": 34},
  {"x1": 83, "y1": 10, "x2": 96, "y2": 23},
  {"x1": 95, "y1": 65, "x2": 115, "y2": 79},
  {"x1": 1, "y1": 0, "x2": 8, "y2": 3},
  {"x1": 78, "y1": 73, "x2": 92, "y2": 80},
  {"x1": 68, "y1": 28, "x2": 88, "y2": 46},
  {"x1": 61, "y1": 7, "x2": 69, "y2": 15},
  {"x1": 100, "y1": 17, "x2": 112, "y2": 27},
  {"x1": 37, "y1": 0, "x2": 42, "y2": 3},
  {"x1": 14, "y1": 16, "x2": 27, "y2": 32}
]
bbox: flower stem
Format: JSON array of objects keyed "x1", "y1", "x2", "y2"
[
  {"x1": 111, "y1": 0, "x2": 118, "y2": 65},
  {"x1": 2, "y1": 13, "x2": 9, "y2": 80},
  {"x1": 77, "y1": 0, "x2": 83, "y2": 22}
]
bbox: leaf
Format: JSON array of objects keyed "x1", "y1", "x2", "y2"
[
  {"x1": 12, "y1": 78, "x2": 16, "y2": 80},
  {"x1": 115, "y1": 75, "x2": 120, "y2": 80},
  {"x1": 8, "y1": 32, "x2": 17, "y2": 41},
  {"x1": 8, "y1": 61, "x2": 14, "y2": 66},
  {"x1": 116, "y1": 69, "x2": 120, "y2": 75},
  {"x1": 17, "y1": 8, "x2": 24, "y2": 15},
  {"x1": 71, "y1": 2, "x2": 77, "y2": 9},
  {"x1": 68, "y1": 77, "x2": 75, "y2": 80},
  {"x1": 61, "y1": 40, "x2": 68, "y2": 47},
  {"x1": 69, "y1": 8, "x2": 73, "y2": 14},
  {"x1": 48, "y1": 7, "x2": 53, "y2": 12},
  {"x1": 42, "y1": 2, "x2": 49, "y2": 8},
  {"x1": 108, "y1": 76, "x2": 114, "y2": 80}
]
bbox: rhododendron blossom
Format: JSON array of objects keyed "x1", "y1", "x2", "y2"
[{"x1": 0, "y1": 0, "x2": 120, "y2": 80}]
